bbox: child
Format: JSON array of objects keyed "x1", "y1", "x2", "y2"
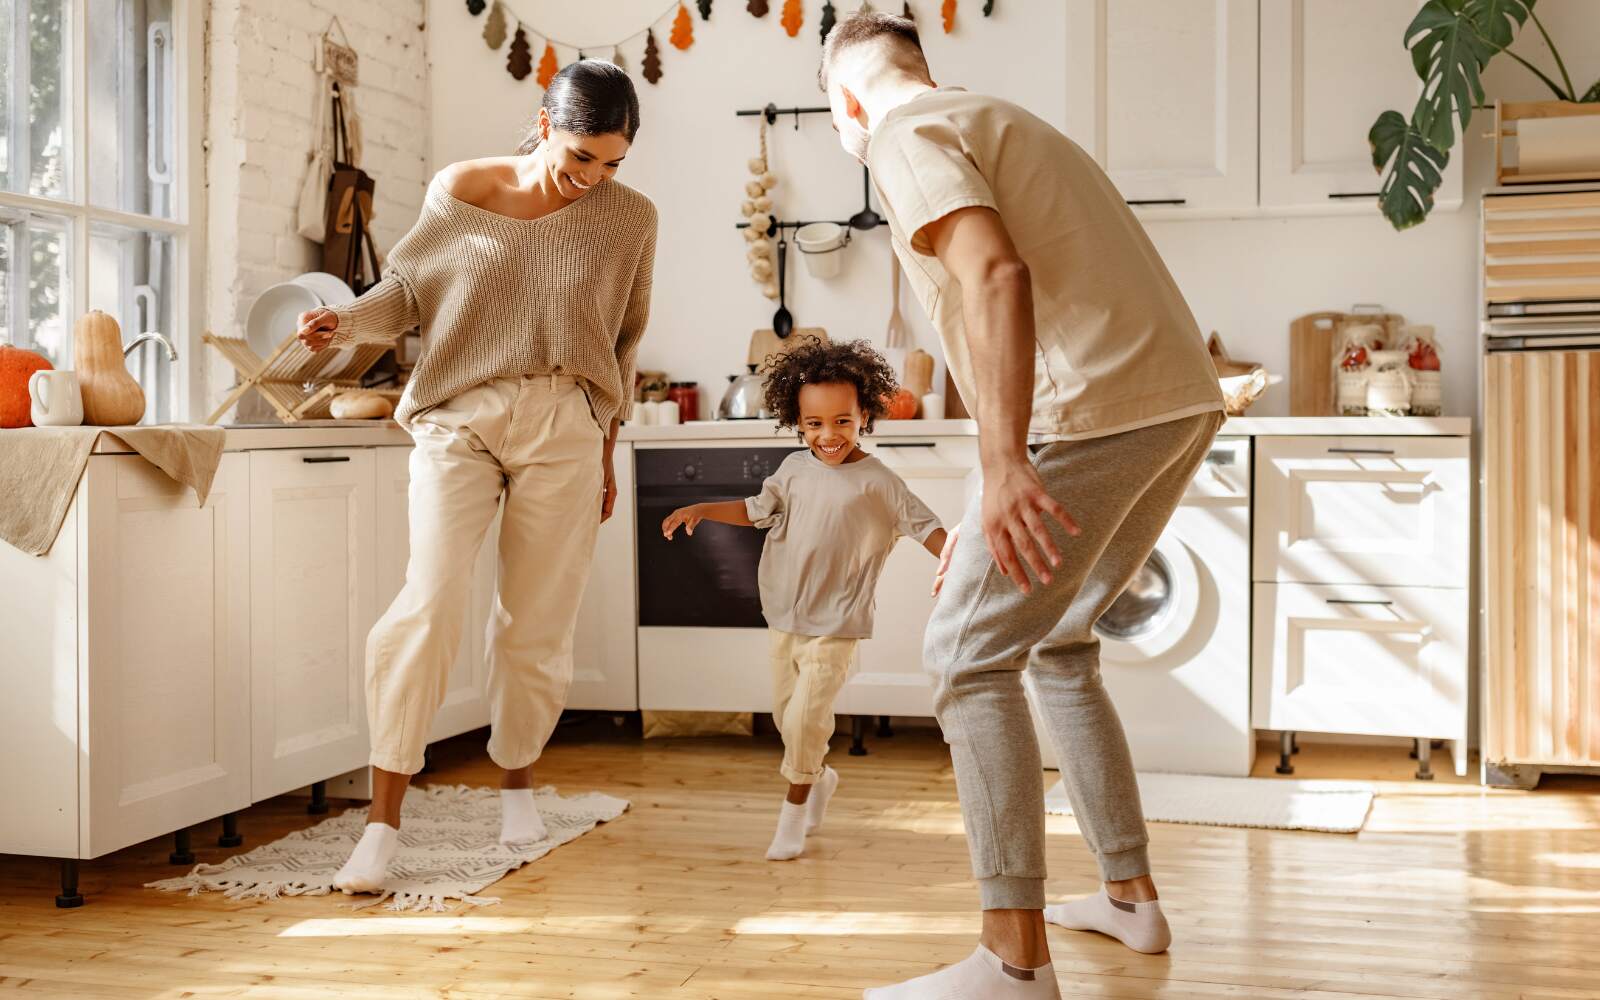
[{"x1": 662, "y1": 339, "x2": 947, "y2": 860}]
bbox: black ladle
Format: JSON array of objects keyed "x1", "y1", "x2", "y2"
[
  {"x1": 848, "y1": 165, "x2": 881, "y2": 231},
  {"x1": 773, "y1": 234, "x2": 794, "y2": 338}
]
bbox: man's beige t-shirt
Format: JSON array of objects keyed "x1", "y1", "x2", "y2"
[
  {"x1": 867, "y1": 88, "x2": 1224, "y2": 441},
  {"x1": 745, "y1": 450, "x2": 941, "y2": 639}
]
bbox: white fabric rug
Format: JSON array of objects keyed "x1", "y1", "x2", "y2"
[
  {"x1": 146, "y1": 784, "x2": 629, "y2": 912},
  {"x1": 1045, "y1": 772, "x2": 1374, "y2": 833}
]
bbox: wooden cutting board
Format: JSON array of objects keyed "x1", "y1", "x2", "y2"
[
  {"x1": 1289, "y1": 309, "x2": 1406, "y2": 416},
  {"x1": 747, "y1": 326, "x2": 829, "y2": 369}
]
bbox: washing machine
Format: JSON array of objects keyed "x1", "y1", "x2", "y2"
[{"x1": 1029, "y1": 436, "x2": 1254, "y2": 777}]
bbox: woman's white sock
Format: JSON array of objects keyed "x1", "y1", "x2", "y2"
[
  {"x1": 805, "y1": 766, "x2": 838, "y2": 834},
  {"x1": 1044, "y1": 889, "x2": 1172, "y2": 954},
  {"x1": 863, "y1": 944, "x2": 1060, "y2": 999},
  {"x1": 499, "y1": 788, "x2": 548, "y2": 845},
  {"x1": 332, "y1": 822, "x2": 399, "y2": 894},
  {"x1": 765, "y1": 800, "x2": 809, "y2": 860}
]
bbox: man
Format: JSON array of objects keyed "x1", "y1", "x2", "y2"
[{"x1": 819, "y1": 12, "x2": 1225, "y2": 999}]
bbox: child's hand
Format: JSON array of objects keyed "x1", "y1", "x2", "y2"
[
  {"x1": 662, "y1": 505, "x2": 704, "y2": 540},
  {"x1": 932, "y1": 524, "x2": 959, "y2": 597}
]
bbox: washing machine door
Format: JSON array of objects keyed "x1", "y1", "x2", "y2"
[{"x1": 1095, "y1": 531, "x2": 1200, "y2": 662}]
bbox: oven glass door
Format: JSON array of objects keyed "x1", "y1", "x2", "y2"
[{"x1": 636, "y1": 489, "x2": 771, "y2": 628}]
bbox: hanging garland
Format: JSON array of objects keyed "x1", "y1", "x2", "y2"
[
  {"x1": 507, "y1": 25, "x2": 533, "y2": 79},
  {"x1": 941, "y1": 0, "x2": 956, "y2": 33},
  {"x1": 466, "y1": 0, "x2": 486, "y2": 13},
  {"x1": 748, "y1": 0, "x2": 769, "y2": 15},
  {"x1": 537, "y1": 41, "x2": 559, "y2": 87},
  {"x1": 642, "y1": 28, "x2": 663, "y2": 84},
  {"x1": 780, "y1": 0, "x2": 803, "y2": 36},
  {"x1": 483, "y1": 1, "x2": 507, "y2": 48},
  {"x1": 670, "y1": 2, "x2": 695, "y2": 49},
  {"x1": 819, "y1": 2, "x2": 836, "y2": 43},
  {"x1": 698, "y1": 0, "x2": 714, "y2": 19}
]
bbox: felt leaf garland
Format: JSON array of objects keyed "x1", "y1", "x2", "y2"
[
  {"x1": 942, "y1": 0, "x2": 955, "y2": 32},
  {"x1": 902, "y1": 2, "x2": 913, "y2": 19},
  {"x1": 671, "y1": 2, "x2": 694, "y2": 49},
  {"x1": 781, "y1": 0, "x2": 803, "y2": 36},
  {"x1": 466, "y1": 0, "x2": 486, "y2": 14},
  {"x1": 983, "y1": 0, "x2": 993, "y2": 13},
  {"x1": 483, "y1": 1, "x2": 507, "y2": 48},
  {"x1": 748, "y1": 0, "x2": 769, "y2": 15},
  {"x1": 642, "y1": 28, "x2": 663, "y2": 84},
  {"x1": 611, "y1": 44, "x2": 626, "y2": 73},
  {"x1": 698, "y1": 0, "x2": 714, "y2": 19},
  {"x1": 820, "y1": 1, "x2": 836, "y2": 42},
  {"x1": 537, "y1": 42, "x2": 559, "y2": 87},
  {"x1": 508, "y1": 25, "x2": 533, "y2": 80}
]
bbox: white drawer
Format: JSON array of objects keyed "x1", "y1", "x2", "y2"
[
  {"x1": 1252, "y1": 436, "x2": 1469, "y2": 586},
  {"x1": 1251, "y1": 582, "x2": 1467, "y2": 740}
]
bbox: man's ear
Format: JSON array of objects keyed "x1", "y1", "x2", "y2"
[{"x1": 840, "y1": 85, "x2": 866, "y2": 125}]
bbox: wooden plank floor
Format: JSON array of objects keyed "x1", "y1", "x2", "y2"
[{"x1": 2, "y1": 719, "x2": 1598, "y2": 999}]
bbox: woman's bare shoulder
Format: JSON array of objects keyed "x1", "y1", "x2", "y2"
[{"x1": 436, "y1": 157, "x2": 520, "y2": 209}]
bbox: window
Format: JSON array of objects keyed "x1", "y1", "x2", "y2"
[{"x1": 0, "y1": 0, "x2": 201, "y2": 424}]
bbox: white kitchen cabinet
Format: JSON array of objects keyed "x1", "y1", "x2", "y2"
[
  {"x1": 1253, "y1": 436, "x2": 1470, "y2": 587},
  {"x1": 569, "y1": 442, "x2": 640, "y2": 711},
  {"x1": 249, "y1": 448, "x2": 376, "y2": 800},
  {"x1": 1259, "y1": 0, "x2": 1463, "y2": 212},
  {"x1": 0, "y1": 453, "x2": 252, "y2": 863},
  {"x1": 838, "y1": 438, "x2": 980, "y2": 717},
  {"x1": 1065, "y1": 0, "x2": 1258, "y2": 214},
  {"x1": 1252, "y1": 581, "x2": 1468, "y2": 773}
]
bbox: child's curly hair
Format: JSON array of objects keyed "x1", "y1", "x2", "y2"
[{"x1": 762, "y1": 337, "x2": 901, "y2": 434}]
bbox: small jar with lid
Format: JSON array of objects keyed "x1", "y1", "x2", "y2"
[{"x1": 667, "y1": 381, "x2": 700, "y2": 423}]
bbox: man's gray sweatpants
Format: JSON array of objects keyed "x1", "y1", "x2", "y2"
[{"x1": 925, "y1": 410, "x2": 1223, "y2": 911}]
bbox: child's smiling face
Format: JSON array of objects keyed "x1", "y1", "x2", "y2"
[{"x1": 798, "y1": 381, "x2": 864, "y2": 465}]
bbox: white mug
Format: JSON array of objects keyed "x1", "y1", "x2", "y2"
[
  {"x1": 659, "y1": 399, "x2": 680, "y2": 425},
  {"x1": 28, "y1": 369, "x2": 84, "y2": 427}
]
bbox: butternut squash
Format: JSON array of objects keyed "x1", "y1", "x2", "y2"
[{"x1": 73, "y1": 311, "x2": 145, "y2": 426}]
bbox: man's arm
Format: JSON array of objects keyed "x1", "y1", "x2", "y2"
[{"x1": 920, "y1": 206, "x2": 1079, "y2": 593}]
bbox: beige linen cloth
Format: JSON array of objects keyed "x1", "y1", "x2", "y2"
[{"x1": 0, "y1": 425, "x2": 224, "y2": 556}]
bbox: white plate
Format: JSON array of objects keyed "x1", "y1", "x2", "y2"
[
  {"x1": 291, "y1": 271, "x2": 356, "y2": 308},
  {"x1": 246, "y1": 281, "x2": 323, "y2": 359}
]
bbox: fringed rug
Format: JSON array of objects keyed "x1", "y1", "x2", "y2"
[
  {"x1": 1046, "y1": 772, "x2": 1374, "y2": 834},
  {"x1": 146, "y1": 784, "x2": 628, "y2": 912}
]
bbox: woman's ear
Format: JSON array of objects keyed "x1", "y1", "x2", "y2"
[{"x1": 538, "y1": 106, "x2": 552, "y2": 142}]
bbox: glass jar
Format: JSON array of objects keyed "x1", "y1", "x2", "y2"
[{"x1": 667, "y1": 382, "x2": 700, "y2": 423}]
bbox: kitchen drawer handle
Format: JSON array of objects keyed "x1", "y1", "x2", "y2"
[
  {"x1": 302, "y1": 455, "x2": 351, "y2": 464},
  {"x1": 1327, "y1": 191, "x2": 1381, "y2": 200},
  {"x1": 1325, "y1": 598, "x2": 1394, "y2": 606},
  {"x1": 1327, "y1": 447, "x2": 1396, "y2": 456},
  {"x1": 878, "y1": 442, "x2": 937, "y2": 449},
  {"x1": 1126, "y1": 198, "x2": 1187, "y2": 206}
]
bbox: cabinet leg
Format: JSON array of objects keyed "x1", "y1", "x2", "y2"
[
  {"x1": 169, "y1": 828, "x2": 195, "y2": 865},
  {"x1": 1275, "y1": 731, "x2": 1295, "y2": 775},
  {"x1": 218, "y1": 812, "x2": 243, "y2": 848},
  {"x1": 1408, "y1": 739, "x2": 1443, "y2": 759},
  {"x1": 307, "y1": 780, "x2": 329, "y2": 815},
  {"x1": 1291, "y1": 735, "x2": 1300, "y2": 755},
  {"x1": 56, "y1": 859, "x2": 84, "y2": 908},
  {"x1": 849, "y1": 716, "x2": 868, "y2": 756},
  {"x1": 876, "y1": 715, "x2": 894, "y2": 738},
  {"x1": 1414, "y1": 738, "x2": 1435, "y2": 781}
]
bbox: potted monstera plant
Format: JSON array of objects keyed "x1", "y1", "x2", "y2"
[{"x1": 1370, "y1": 0, "x2": 1600, "y2": 230}]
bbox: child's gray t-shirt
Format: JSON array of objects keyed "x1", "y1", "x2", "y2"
[{"x1": 745, "y1": 450, "x2": 942, "y2": 639}]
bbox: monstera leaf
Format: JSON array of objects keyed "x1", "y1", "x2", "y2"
[
  {"x1": 1463, "y1": 0, "x2": 1532, "y2": 47},
  {"x1": 1405, "y1": 0, "x2": 1499, "y2": 150},
  {"x1": 1371, "y1": 109, "x2": 1451, "y2": 231},
  {"x1": 1583, "y1": 78, "x2": 1600, "y2": 102}
]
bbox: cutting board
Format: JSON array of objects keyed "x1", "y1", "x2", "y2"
[
  {"x1": 748, "y1": 327, "x2": 829, "y2": 370},
  {"x1": 1289, "y1": 309, "x2": 1406, "y2": 416}
]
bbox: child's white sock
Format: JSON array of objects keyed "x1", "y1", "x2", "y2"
[
  {"x1": 863, "y1": 944, "x2": 1060, "y2": 999},
  {"x1": 765, "y1": 800, "x2": 809, "y2": 861},
  {"x1": 805, "y1": 766, "x2": 838, "y2": 834},
  {"x1": 1044, "y1": 888, "x2": 1171, "y2": 954},
  {"x1": 332, "y1": 822, "x2": 399, "y2": 894},
  {"x1": 499, "y1": 788, "x2": 548, "y2": 845}
]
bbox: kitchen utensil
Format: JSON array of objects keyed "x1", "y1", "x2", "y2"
[
  {"x1": 904, "y1": 348, "x2": 934, "y2": 399},
  {"x1": 718, "y1": 365, "x2": 772, "y2": 420},
  {"x1": 772, "y1": 236, "x2": 793, "y2": 338},
  {"x1": 247, "y1": 281, "x2": 323, "y2": 358},
  {"x1": 795, "y1": 222, "x2": 847, "y2": 278},
  {"x1": 848, "y1": 165, "x2": 881, "y2": 231},
  {"x1": 884, "y1": 256, "x2": 909, "y2": 349},
  {"x1": 748, "y1": 326, "x2": 829, "y2": 370},
  {"x1": 920, "y1": 392, "x2": 945, "y2": 420},
  {"x1": 28, "y1": 369, "x2": 83, "y2": 427}
]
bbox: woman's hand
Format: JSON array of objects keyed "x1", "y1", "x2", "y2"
[
  {"x1": 600, "y1": 454, "x2": 619, "y2": 523},
  {"x1": 981, "y1": 453, "x2": 1080, "y2": 596},
  {"x1": 932, "y1": 524, "x2": 959, "y2": 597},
  {"x1": 661, "y1": 505, "x2": 704, "y2": 540},
  {"x1": 297, "y1": 308, "x2": 339, "y2": 353}
]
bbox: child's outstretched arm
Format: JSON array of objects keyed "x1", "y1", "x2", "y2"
[
  {"x1": 922, "y1": 527, "x2": 949, "y2": 559},
  {"x1": 662, "y1": 501, "x2": 754, "y2": 540}
]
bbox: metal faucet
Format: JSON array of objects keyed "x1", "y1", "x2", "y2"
[{"x1": 123, "y1": 332, "x2": 179, "y2": 362}]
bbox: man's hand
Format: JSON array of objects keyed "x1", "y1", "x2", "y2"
[{"x1": 981, "y1": 453, "x2": 1079, "y2": 595}]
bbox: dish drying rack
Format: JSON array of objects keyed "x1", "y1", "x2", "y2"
[{"x1": 204, "y1": 331, "x2": 401, "y2": 424}]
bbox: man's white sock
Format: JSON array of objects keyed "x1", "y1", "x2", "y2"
[
  {"x1": 332, "y1": 822, "x2": 399, "y2": 894},
  {"x1": 1044, "y1": 888, "x2": 1171, "y2": 954},
  {"x1": 806, "y1": 767, "x2": 839, "y2": 834},
  {"x1": 863, "y1": 944, "x2": 1060, "y2": 999},
  {"x1": 499, "y1": 788, "x2": 548, "y2": 845},
  {"x1": 766, "y1": 800, "x2": 809, "y2": 861}
]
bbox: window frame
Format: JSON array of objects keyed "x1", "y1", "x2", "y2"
[{"x1": 0, "y1": 0, "x2": 205, "y2": 422}]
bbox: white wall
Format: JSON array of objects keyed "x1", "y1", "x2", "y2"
[
  {"x1": 424, "y1": 0, "x2": 1599, "y2": 420},
  {"x1": 204, "y1": 0, "x2": 430, "y2": 418}
]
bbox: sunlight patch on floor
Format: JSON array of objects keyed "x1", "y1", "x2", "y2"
[{"x1": 733, "y1": 911, "x2": 979, "y2": 935}]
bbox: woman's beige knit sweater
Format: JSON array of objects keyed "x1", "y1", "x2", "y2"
[{"x1": 330, "y1": 174, "x2": 657, "y2": 428}]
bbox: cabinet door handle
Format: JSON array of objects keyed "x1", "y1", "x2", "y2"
[
  {"x1": 1126, "y1": 198, "x2": 1187, "y2": 206},
  {"x1": 878, "y1": 442, "x2": 937, "y2": 449},
  {"x1": 302, "y1": 455, "x2": 351, "y2": 464},
  {"x1": 1327, "y1": 447, "x2": 1396, "y2": 456},
  {"x1": 1325, "y1": 598, "x2": 1394, "y2": 606},
  {"x1": 1327, "y1": 191, "x2": 1381, "y2": 200}
]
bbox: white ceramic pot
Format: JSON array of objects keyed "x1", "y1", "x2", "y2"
[
  {"x1": 28, "y1": 369, "x2": 84, "y2": 427},
  {"x1": 795, "y1": 222, "x2": 847, "y2": 279}
]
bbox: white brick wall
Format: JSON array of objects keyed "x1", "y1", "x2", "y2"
[{"x1": 204, "y1": 0, "x2": 428, "y2": 418}]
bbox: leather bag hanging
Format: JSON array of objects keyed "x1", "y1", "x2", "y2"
[{"x1": 320, "y1": 82, "x2": 381, "y2": 293}]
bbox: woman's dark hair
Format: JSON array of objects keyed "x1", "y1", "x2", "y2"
[
  {"x1": 515, "y1": 60, "x2": 641, "y2": 155},
  {"x1": 762, "y1": 338, "x2": 900, "y2": 435}
]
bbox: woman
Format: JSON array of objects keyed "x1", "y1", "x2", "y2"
[{"x1": 296, "y1": 60, "x2": 656, "y2": 893}]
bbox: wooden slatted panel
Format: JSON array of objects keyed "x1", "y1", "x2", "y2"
[
  {"x1": 1484, "y1": 349, "x2": 1600, "y2": 767},
  {"x1": 1483, "y1": 194, "x2": 1600, "y2": 308}
]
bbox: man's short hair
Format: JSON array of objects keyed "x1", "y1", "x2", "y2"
[{"x1": 819, "y1": 10, "x2": 928, "y2": 91}]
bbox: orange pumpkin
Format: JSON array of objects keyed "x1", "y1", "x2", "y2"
[
  {"x1": 0, "y1": 345, "x2": 53, "y2": 429},
  {"x1": 883, "y1": 387, "x2": 918, "y2": 420}
]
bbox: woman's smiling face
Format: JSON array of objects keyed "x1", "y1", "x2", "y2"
[
  {"x1": 798, "y1": 381, "x2": 865, "y2": 465},
  {"x1": 538, "y1": 108, "x2": 631, "y2": 201}
]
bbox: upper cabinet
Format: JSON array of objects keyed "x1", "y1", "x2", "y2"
[
  {"x1": 1259, "y1": 0, "x2": 1462, "y2": 211},
  {"x1": 1066, "y1": 0, "x2": 1260, "y2": 214},
  {"x1": 1066, "y1": 0, "x2": 1462, "y2": 219}
]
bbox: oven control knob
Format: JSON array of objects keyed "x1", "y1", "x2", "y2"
[{"x1": 681, "y1": 463, "x2": 699, "y2": 481}]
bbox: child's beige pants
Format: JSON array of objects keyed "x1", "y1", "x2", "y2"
[
  {"x1": 770, "y1": 629, "x2": 859, "y2": 784},
  {"x1": 367, "y1": 374, "x2": 604, "y2": 775}
]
